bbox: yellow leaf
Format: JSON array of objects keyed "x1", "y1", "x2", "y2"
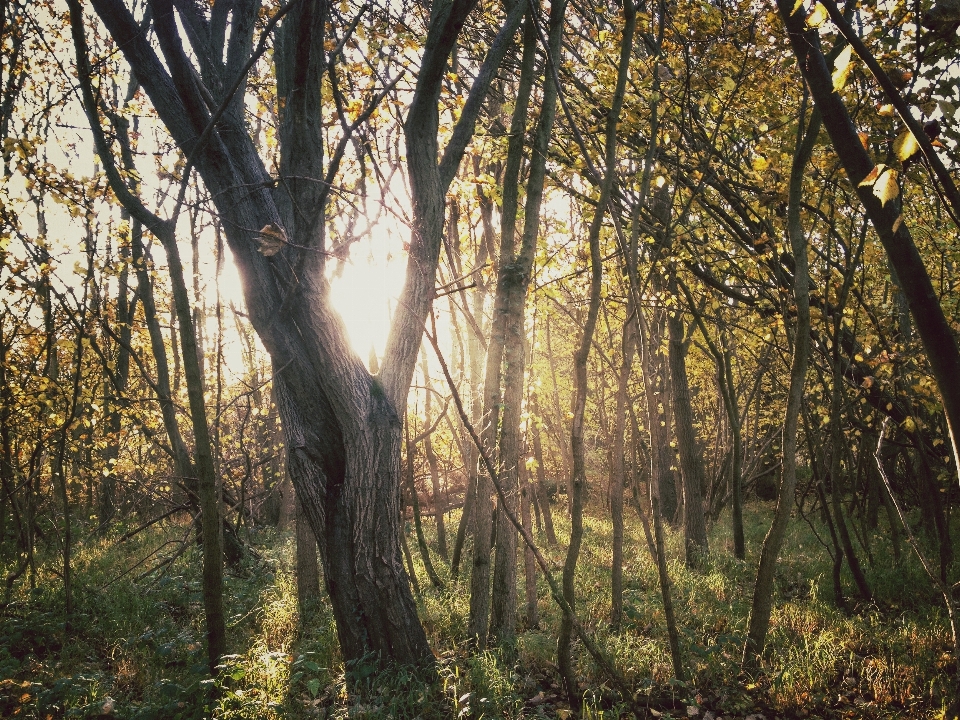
[
  {"x1": 903, "y1": 416, "x2": 916, "y2": 433},
  {"x1": 791, "y1": 0, "x2": 805, "y2": 14},
  {"x1": 858, "y1": 164, "x2": 884, "y2": 187},
  {"x1": 806, "y1": 3, "x2": 828, "y2": 27},
  {"x1": 893, "y1": 129, "x2": 919, "y2": 162},
  {"x1": 873, "y1": 168, "x2": 899, "y2": 206},
  {"x1": 858, "y1": 132, "x2": 870, "y2": 150},
  {"x1": 722, "y1": 76, "x2": 736, "y2": 92},
  {"x1": 877, "y1": 103, "x2": 896, "y2": 117},
  {"x1": 832, "y1": 45, "x2": 854, "y2": 92},
  {"x1": 752, "y1": 155, "x2": 769, "y2": 171}
]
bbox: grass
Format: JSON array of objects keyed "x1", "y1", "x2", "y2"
[{"x1": 0, "y1": 500, "x2": 955, "y2": 719}]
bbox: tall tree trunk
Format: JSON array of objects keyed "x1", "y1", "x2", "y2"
[
  {"x1": 742, "y1": 97, "x2": 817, "y2": 673},
  {"x1": 559, "y1": 0, "x2": 633, "y2": 705},
  {"x1": 491, "y1": 6, "x2": 560, "y2": 644},
  {"x1": 610, "y1": 211, "x2": 638, "y2": 630},
  {"x1": 472, "y1": 4, "x2": 537, "y2": 646},
  {"x1": 86, "y1": 0, "x2": 523, "y2": 670},
  {"x1": 667, "y1": 284, "x2": 709, "y2": 566}
]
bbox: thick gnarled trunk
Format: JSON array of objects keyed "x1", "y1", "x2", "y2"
[{"x1": 85, "y1": 0, "x2": 522, "y2": 671}]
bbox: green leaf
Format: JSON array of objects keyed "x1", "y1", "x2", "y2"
[{"x1": 306, "y1": 678, "x2": 320, "y2": 698}]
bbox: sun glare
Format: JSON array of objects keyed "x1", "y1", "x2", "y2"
[{"x1": 329, "y1": 229, "x2": 407, "y2": 369}]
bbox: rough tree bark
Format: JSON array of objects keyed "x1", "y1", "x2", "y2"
[{"x1": 83, "y1": 0, "x2": 521, "y2": 669}]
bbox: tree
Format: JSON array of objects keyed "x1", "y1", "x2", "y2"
[{"x1": 79, "y1": 0, "x2": 524, "y2": 669}]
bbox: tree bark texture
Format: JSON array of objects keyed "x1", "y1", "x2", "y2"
[{"x1": 86, "y1": 0, "x2": 521, "y2": 668}]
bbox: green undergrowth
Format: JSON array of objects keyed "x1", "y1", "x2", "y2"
[{"x1": 0, "y1": 502, "x2": 954, "y2": 719}]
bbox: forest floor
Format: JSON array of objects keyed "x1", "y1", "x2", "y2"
[{"x1": 0, "y1": 500, "x2": 955, "y2": 719}]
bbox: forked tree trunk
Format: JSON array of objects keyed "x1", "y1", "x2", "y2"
[
  {"x1": 474, "y1": 6, "x2": 538, "y2": 646},
  {"x1": 490, "y1": 6, "x2": 560, "y2": 643},
  {"x1": 86, "y1": 0, "x2": 522, "y2": 669}
]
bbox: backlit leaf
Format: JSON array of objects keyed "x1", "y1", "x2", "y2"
[
  {"x1": 873, "y1": 168, "x2": 899, "y2": 206},
  {"x1": 893, "y1": 129, "x2": 919, "y2": 162},
  {"x1": 858, "y1": 164, "x2": 884, "y2": 187},
  {"x1": 832, "y1": 45, "x2": 854, "y2": 92},
  {"x1": 806, "y1": 3, "x2": 828, "y2": 27}
]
